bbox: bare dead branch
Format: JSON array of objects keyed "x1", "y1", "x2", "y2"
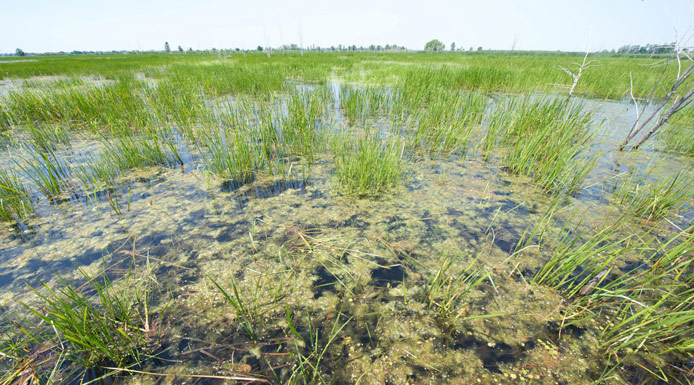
[{"x1": 554, "y1": 32, "x2": 599, "y2": 97}]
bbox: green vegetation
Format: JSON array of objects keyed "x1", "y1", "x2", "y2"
[
  {"x1": 424, "y1": 254, "x2": 489, "y2": 327},
  {"x1": 4, "y1": 267, "x2": 160, "y2": 383},
  {"x1": 424, "y1": 39, "x2": 445, "y2": 52},
  {"x1": 0, "y1": 168, "x2": 32, "y2": 221},
  {"x1": 332, "y1": 132, "x2": 406, "y2": 197},
  {"x1": 615, "y1": 166, "x2": 694, "y2": 220},
  {"x1": 483, "y1": 96, "x2": 597, "y2": 195},
  {"x1": 0, "y1": 51, "x2": 693, "y2": 385}
]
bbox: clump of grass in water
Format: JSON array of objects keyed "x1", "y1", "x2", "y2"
[
  {"x1": 483, "y1": 96, "x2": 597, "y2": 195},
  {"x1": 661, "y1": 104, "x2": 694, "y2": 155},
  {"x1": 19, "y1": 267, "x2": 157, "y2": 377},
  {"x1": 527, "y1": 204, "x2": 694, "y2": 382},
  {"x1": 23, "y1": 122, "x2": 72, "y2": 152},
  {"x1": 339, "y1": 86, "x2": 393, "y2": 126},
  {"x1": 201, "y1": 123, "x2": 261, "y2": 185},
  {"x1": 101, "y1": 122, "x2": 183, "y2": 172},
  {"x1": 281, "y1": 87, "x2": 330, "y2": 166},
  {"x1": 530, "y1": 216, "x2": 636, "y2": 298},
  {"x1": 614, "y1": 166, "x2": 694, "y2": 221},
  {"x1": 14, "y1": 140, "x2": 73, "y2": 202},
  {"x1": 409, "y1": 91, "x2": 488, "y2": 158},
  {"x1": 584, "y1": 228, "x2": 694, "y2": 382},
  {"x1": 423, "y1": 254, "x2": 490, "y2": 328},
  {"x1": 659, "y1": 122, "x2": 694, "y2": 155},
  {"x1": 0, "y1": 168, "x2": 32, "y2": 222},
  {"x1": 0, "y1": 317, "x2": 67, "y2": 385},
  {"x1": 331, "y1": 131, "x2": 406, "y2": 197}
]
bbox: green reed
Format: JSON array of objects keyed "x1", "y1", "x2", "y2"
[
  {"x1": 615, "y1": 167, "x2": 694, "y2": 220},
  {"x1": 0, "y1": 168, "x2": 32, "y2": 222},
  {"x1": 23, "y1": 122, "x2": 71, "y2": 152},
  {"x1": 331, "y1": 131, "x2": 406, "y2": 197},
  {"x1": 102, "y1": 123, "x2": 183, "y2": 172},
  {"x1": 339, "y1": 86, "x2": 393, "y2": 125},
  {"x1": 21, "y1": 268, "x2": 154, "y2": 371},
  {"x1": 0, "y1": 76, "x2": 154, "y2": 130},
  {"x1": 15, "y1": 141, "x2": 73, "y2": 201},
  {"x1": 285, "y1": 305, "x2": 351, "y2": 384},
  {"x1": 659, "y1": 122, "x2": 694, "y2": 155},
  {"x1": 424, "y1": 254, "x2": 489, "y2": 326},
  {"x1": 201, "y1": 123, "x2": 261, "y2": 184},
  {"x1": 281, "y1": 87, "x2": 330, "y2": 166},
  {"x1": 531, "y1": 217, "x2": 636, "y2": 298},
  {"x1": 484, "y1": 96, "x2": 597, "y2": 195},
  {"x1": 409, "y1": 91, "x2": 488, "y2": 158},
  {"x1": 163, "y1": 61, "x2": 287, "y2": 96},
  {"x1": 209, "y1": 275, "x2": 258, "y2": 341},
  {"x1": 529, "y1": 202, "x2": 694, "y2": 381}
]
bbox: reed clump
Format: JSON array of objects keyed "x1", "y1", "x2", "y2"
[
  {"x1": 529, "y1": 205, "x2": 694, "y2": 382},
  {"x1": 19, "y1": 268, "x2": 158, "y2": 376},
  {"x1": 483, "y1": 96, "x2": 597, "y2": 195},
  {"x1": 614, "y1": 167, "x2": 694, "y2": 220},
  {"x1": 423, "y1": 254, "x2": 489, "y2": 327},
  {"x1": 331, "y1": 131, "x2": 406, "y2": 197},
  {"x1": 15, "y1": 140, "x2": 73, "y2": 201},
  {"x1": 409, "y1": 91, "x2": 488, "y2": 158},
  {"x1": 0, "y1": 168, "x2": 32, "y2": 222}
]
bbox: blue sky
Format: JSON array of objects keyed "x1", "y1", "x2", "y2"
[{"x1": 2, "y1": 0, "x2": 693, "y2": 53}]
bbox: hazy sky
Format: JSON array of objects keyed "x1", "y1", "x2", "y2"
[{"x1": 2, "y1": 0, "x2": 693, "y2": 53}]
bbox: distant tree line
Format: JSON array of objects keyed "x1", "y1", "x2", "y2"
[
  {"x1": 617, "y1": 43, "x2": 680, "y2": 55},
  {"x1": 6, "y1": 41, "x2": 685, "y2": 57}
]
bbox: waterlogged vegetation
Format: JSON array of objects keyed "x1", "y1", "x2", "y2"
[{"x1": 0, "y1": 52, "x2": 693, "y2": 384}]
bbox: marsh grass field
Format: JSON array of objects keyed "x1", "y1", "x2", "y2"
[{"x1": 0, "y1": 51, "x2": 693, "y2": 385}]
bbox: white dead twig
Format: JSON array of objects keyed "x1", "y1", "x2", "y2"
[
  {"x1": 629, "y1": 72, "x2": 641, "y2": 122},
  {"x1": 556, "y1": 32, "x2": 601, "y2": 97}
]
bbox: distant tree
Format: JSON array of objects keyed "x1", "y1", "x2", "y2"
[
  {"x1": 257, "y1": 45, "x2": 263, "y2": 51},
  {"x1": 477, "y1": 46, "x2": 483, "y2": 51},
  {"x1": 424, "y1": 39, "x2": 445, "y2": 52},
  {"x1": 178, "y1": 45, "x2": 183, "y2": 52},
  {"x1": 15, "y1": 48, "x2": 25, "y2": 56},
  {"x1": 164, "y1": 42, "x2": 171, "y2": 53},
  {"x1": 188, "y1": 47, "x2": 193, "y2": 53},
  {"x1": 450, "y1": 42, "x2": 456, "y2": 51}
]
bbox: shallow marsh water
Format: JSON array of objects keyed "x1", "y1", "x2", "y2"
[{"x1": 0, "y1": 89, "x2": 692, "y2": 384}]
